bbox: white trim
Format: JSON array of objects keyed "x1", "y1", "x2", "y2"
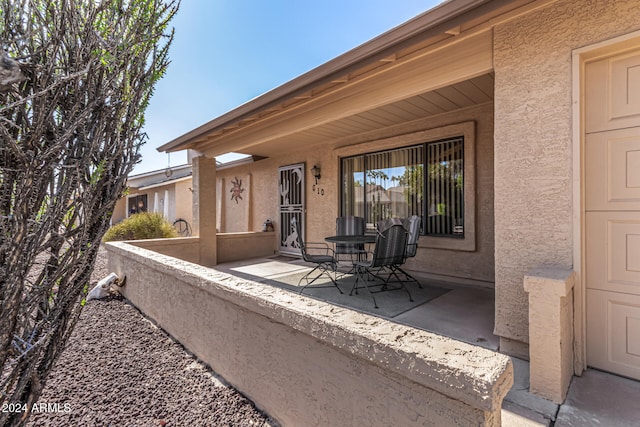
[
  {"x1": 571, "y1": 28, "x2": 640, "y2": 376},
  {"x1": 571, "y1": 46, "x2": 586, "y2": 376},
  {"x1": 128, "y1": 163, "x2": 192, "y2": 180},
  {"x1": 164, "y1": 189, "x2": 170, "y2": 219},
  {"x1": 138, "y1": 175, "x2": 192, "y2": 191}
]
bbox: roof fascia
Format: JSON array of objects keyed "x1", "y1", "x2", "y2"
[
  {"x1": 126, "y1": 164, "x2": 192, "y2": 187},
  {"x1": 138, "y1": 175, "x2": 192, "y2": 191},
  {"x1": 158, "y1": 0, "x2": 506, "y2": 153}
]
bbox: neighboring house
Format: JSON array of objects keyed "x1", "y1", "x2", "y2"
[
  {"x1": 112, "y1": 163, "x2": 193, "y2": 233},
  {"x1": 126, "y1": 0, "x2": 637, "y2": 410}
]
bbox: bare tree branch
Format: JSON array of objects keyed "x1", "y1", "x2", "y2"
[
  {"x1": 0, "y1": 1, "x2": 179, "y2": 425},
  {"x1": 0, "y1": 51, "x2": 24, "y2": 91}
]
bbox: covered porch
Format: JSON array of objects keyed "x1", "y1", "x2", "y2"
[
  {"x1": 98, "y1": 0, "x2": 640, "y2": 424},
  {"x1": 138, "y1": 4, "x2": 514, "y2": 425},
  {"x1": 106, "y1": 0, "x2": 640, "y2": 423},
  {"x1": 171, "y1": 29, "x2": 499, "y2": 315}
]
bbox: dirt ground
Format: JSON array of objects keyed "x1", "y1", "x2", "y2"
[{"x1": 27, "y1": 247, "x2": 275, "y2": 426}]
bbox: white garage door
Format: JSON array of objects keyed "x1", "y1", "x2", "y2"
[{"x1": 585, "y1": 47, "x2": 640, "y2": 379}]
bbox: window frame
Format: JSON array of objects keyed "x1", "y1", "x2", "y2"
[
  {"x1": 336, "y1": 121, "x2": 476, "y2": 252},
  {"x1": 126, "y1": 193, "x2": 148, "y2": 217},
  {"x1": 424, "y1": 136, "x2": 465, "y2": 238}
]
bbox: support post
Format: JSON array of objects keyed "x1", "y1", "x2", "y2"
[
  {"x1": 192, "y1": 155, "x2": 217, "y2": 266},
  {"x1": 524, "y1": 266, "x2": 576, "y2": 403}
]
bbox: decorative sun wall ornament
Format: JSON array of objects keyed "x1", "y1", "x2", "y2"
[{"x1": 230, "y1": 176, "x2": 244, "y2": 203}]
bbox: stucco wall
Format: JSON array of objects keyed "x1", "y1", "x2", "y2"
[
  {"x1": 191, "y1": 156, "x2": 217, "y2": 266},
  {"x1": 127, "y1": 237, "x2": 200, "y2": 264},
  {"x1": 215, "y1": 154, "x2": 339, "y2": 247},
  {"x1": 105, "y1": 242, "x2": 513, "y2": 427},
  {"x1": 111, "y1": 196, "x2": 127, "y2": 225},
  {"x1": 216, "y1": 231, "x2": 277, "y2": 263},
  {"x1": 174, "y1": 179, "x2": 193, "y2": 225},
  {"x1": 493, "y1": 0, "x2": 640, "y2": 345},
  {"x1": 223, "y1": 174, "x2": 250, "y2": 232},
  {"x1": 215, "y1": 103, "x2": 494, "y2": 283}
]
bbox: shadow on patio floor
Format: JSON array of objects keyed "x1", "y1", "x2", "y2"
[{"x1": 214, "y1": 254, "x2": 499, "y2": 351}]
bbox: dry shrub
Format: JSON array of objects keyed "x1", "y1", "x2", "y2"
[{"x1": 103, "y1": 212, "x2": 178, "y2": 241}]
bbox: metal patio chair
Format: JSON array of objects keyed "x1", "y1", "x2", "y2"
[
  {"x1": 335, "y1": 216, "x2": 367, "y2": 262},
  {"x1": 386, "y1": 215, "x2": 423, "y2": 288},
  {"x1": 350, "y1": 220, "x2": 413, "y2": 308},
  {"x1": 291, "y1": 217, "x2": 342, "y2": 294}
]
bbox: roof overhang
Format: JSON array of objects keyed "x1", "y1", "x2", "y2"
[
  {"x1": 138, "y1": 175, "x2": 192, "y2": 191},
  {"x1": 127, "y1": 163, "x2": 192, "y2": 188},
  {"x1": 158, "y1": 0, "x2": 531, "y2": 155}
]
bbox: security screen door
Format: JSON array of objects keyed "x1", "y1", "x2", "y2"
[{"x1": 279, "y1": 163, "x2": 305, "y2": 256}]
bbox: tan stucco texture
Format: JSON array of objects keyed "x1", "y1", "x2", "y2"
[
  {"x1": 493, "y1": 0, "x2": 640, "y2": 344},
  {"x1": 106, "y1": 241, "x2": 513, "y2": 426}
]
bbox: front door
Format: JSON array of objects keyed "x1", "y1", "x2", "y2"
[
  {"x1": 585, "y1": 47, "x2": 640, "y2": 379},
  {"x1": 279, "y1": 163, "x2": 305, "y2": 256}
]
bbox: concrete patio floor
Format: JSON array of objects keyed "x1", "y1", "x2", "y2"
[{"x1": 214, "y1": 255, "x2": 640, "y2": 426}]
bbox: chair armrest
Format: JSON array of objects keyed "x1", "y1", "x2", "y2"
[{"x1": 305, "y1": 242, "x2": 335, "y2": 256}]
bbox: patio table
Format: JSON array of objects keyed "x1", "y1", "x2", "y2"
[
  {"x1": 325, "y1": 235, "x2": 376, "y2": 265},
  {"x1": 324, "y1": 235, "x2": 376, "y2": 245}
]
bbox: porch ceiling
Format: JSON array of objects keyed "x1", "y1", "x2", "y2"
[
  {"x1": 201, "y1": 73, "x2": 494, "y2": 159},
  {"x1": 300, "y1": 73, "x2": 494, "y2": 139}
]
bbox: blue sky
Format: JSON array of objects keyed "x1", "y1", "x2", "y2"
[{"x1": 134, "y1": 0, "x2": 442, "y2": 174}]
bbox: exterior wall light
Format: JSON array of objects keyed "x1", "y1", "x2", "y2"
[{"x1": 311, "y1": 165, "x2": 321, "y2": 184}]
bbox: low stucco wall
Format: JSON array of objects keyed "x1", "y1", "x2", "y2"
[
  {"x1": 216, "y1": 231, "x2": 276, "y2": 263},
  {"x1": 105, "y1": 242, "x2": 513, "y2": 426},
  {"x1": 127, "y1": 236, "x2": 200, "y2": 264},
  {"x1": 124, "y1": 232, "x2": 276, "y2": 266}
]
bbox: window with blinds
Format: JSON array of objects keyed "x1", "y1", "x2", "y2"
[
  {"x1": 426, "y1": 137, "x2": 464, "y2": 236},
  {"x1": 341, "y1": 136, "x2": 464, "y2": 237}
]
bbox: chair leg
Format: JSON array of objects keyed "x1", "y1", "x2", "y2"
[
  {"x1": 385, "y1": 269, "x2": 413, "y2": 302},
  {"x1": 299, "y1": 263, "x2": 343, "y2": 294},
  {"x1": 394, "y1": 266, "x2": 422, "y2": 289},
  {"x1": 350, "y1": 266, "x2": 378, "y2": 308},
  {"x1": 298, "y1": 264, "x2": 322, "y2": 286},
  {"x1": 366, "y1": 266, "x2": 386, "y2": 283}
]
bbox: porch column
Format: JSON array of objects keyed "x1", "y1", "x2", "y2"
[
  {"x1": 163, "y1": 190, "x2": 170, "y2": 219},
  {"x1": 192, "y1": 155, "x2": 217, "y2": 266},
  {"x1": 523, "y1": 266, "x2": 576, "y2": 403}
]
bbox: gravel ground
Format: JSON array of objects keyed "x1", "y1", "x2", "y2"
[{"x1": 27, "y1": 248, "x2": 274, "y2": 427}]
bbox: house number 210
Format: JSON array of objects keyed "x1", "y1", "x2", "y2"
[{"x1": 312, "y1": 184, "x2": 324, "y2": 196}]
